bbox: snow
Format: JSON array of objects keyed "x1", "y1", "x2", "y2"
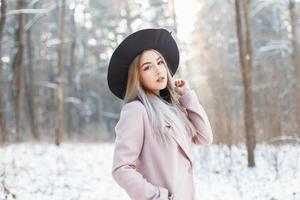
[{"x1": 0, "y1": 143, "x2": 299, "y2": 200}]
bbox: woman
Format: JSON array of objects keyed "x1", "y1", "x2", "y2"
[{"x1": 107, "y1": 28, "x2": 213, "y2": 200}]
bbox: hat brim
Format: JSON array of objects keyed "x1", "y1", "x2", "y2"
[{"x1": 107, "y1": 28, "x2": 179, "y2": 99}]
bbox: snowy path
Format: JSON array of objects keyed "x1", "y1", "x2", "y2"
[{"x1": 0, "y1": 143, "x2": 299, "y2": 200}]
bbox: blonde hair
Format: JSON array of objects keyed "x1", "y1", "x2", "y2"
[{"x1": 123, "y1": 49, "x2": 196, "y2": 143}]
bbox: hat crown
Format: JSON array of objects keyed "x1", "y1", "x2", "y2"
[{"x1": 107, "y1": 28, "x2": 179, "y2": 99}]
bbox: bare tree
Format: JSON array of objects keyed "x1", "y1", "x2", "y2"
[
  {"x1": 168, "y1": 0, "x2": 178, "y2": 36},
  {"x1": 25, "y1": 14, "x2": 39, "y2": 141},
  {"x1": 289, "y1": 0, "x2": 300, "y2": 136},
  {"x1": 235, "y1": 0, "x2": 256, "y2": 167},
  {"x1": 12, "y1": 0, "x2": 26, "y2": 141},
  {"x1": 66, "y1": 7, "x2": 77, "y2": 135},
  {"x1": 0, "y1": 0, "x2": 7, "y2": 144},
  {"x1": 55, "y1": 0, "x2": 66, "y2": 145}
]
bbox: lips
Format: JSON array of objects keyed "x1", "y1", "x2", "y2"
[{"x1": 156, "y1": 76, "x2": 165, "y2": 82}]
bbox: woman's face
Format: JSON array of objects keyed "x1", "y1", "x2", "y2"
[{"x1": 139, "y1": 50, "x2": 168, "y2": 95}]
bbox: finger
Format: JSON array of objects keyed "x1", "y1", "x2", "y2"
[{"x1": 180, "y1": 80, "x2": 184, "y2": 87}]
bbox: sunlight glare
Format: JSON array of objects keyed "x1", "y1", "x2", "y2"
[{"x1": 174, "y1": 0, "x2": 199, "y2": 43}]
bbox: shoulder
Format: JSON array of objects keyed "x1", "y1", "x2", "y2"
[
  {"x1": 116, "y1": 100, "x2": 147, "y2": 129},
  {"x1": 121, "y1": 100, "x2": 147, "y2": 115},
  {"x1": 115, "y1": 100, "x2": 147, "y2": 138}
]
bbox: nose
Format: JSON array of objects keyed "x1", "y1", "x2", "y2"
[{"x1": 153, "y1": 64, "x2": 161, "y2": 75}]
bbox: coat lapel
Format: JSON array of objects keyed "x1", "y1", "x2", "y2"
[{"x1": 165, "y1": 123, "x2": 193, "y2": 167}]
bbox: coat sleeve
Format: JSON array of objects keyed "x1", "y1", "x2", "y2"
[
  {"x1": 111, "y1": 101, "x2": 170, "y2": 200},
  {"x1": 178, "y1": 89, "x2": 213, "y2": 145}
]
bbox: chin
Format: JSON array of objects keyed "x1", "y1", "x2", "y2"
[
  {"x1": 150, "y1": 82, "x2": 167, "y2": 91},
  {"x1": 162, "y1": 85, "x2": 168, "y2": 90},
  {"x1": 158, "y1": 85, "x2": 167, "y2": 90}
]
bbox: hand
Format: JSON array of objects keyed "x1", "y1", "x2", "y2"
[{"x1": 174, "y1": 79, "x2": 190, "y2": 96}]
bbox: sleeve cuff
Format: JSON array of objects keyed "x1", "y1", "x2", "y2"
[{"x1": 178, "y1": 88, "x2": 194, "y2": 107}]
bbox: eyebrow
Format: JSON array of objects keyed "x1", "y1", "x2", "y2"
[{"x1": 140, "y1": 56, "x2": 162, "y2": 67}]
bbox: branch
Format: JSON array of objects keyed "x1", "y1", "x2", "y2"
[{"x1": 6, "y1": 9, "x2": 48, "y2": 16}]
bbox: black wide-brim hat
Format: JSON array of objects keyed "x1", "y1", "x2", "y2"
[{"x1": 107, "y1": 28, "x2": 179, "y2": 99}]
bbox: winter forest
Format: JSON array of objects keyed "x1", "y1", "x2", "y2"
[{"x1": 0, "y1": 0, "x2": 299, "y2": 199}]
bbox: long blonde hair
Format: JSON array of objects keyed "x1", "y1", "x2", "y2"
[{"x1": 123, "y1": 49, "x2": 196, "y2": 143}]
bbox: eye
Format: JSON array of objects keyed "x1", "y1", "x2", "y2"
[
  {"x1": 158, "y1": 60, "x2": 164, "y2": 65},
  {"x1": 143, "y1": 66, "x2": 150, "y2": 71}
]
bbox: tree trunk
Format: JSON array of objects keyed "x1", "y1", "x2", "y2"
[
  {"x1": 235, "y1": 0, "x2": 256, "y2": 167},
  {"x1": 25, "y1": 27, "x2": 39, "y2": 141},
  {"x1": 66, "y1": 7, "x2": 76, "y2": 135},
  {"x1": 55, "y1": 0, "x2": 66, "y2": 146},
  {"x1": 289, "y1": 0, "x2": 300, "y2": 136},
  {"x1": 0, "y1": 0, "x2": 7, "y2": 144},
  {"x1": 12, "y1": 0, "x2": 26, "y2": 141},
  {"x1": 168, "y1": 0, "x2": 181, "y2": 78},
  {"x1": 40, "y1": 0, "x2": 50, "y2": 140},
  {"x1": 168, "y1": 0, "x2": 178, "y2": 36}
]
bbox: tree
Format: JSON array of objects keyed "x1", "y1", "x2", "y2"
[
  {"x1": 66, "y1": 6, "x2": 77, "y2": 135},
  {"x1": 24, "y1": 2, "x2": 39, "y2": 141},
  {"x1": 235, "y1": 0, "x2": 256, "y2": 167},
  {"x1": 191, "y1": 0, "x2": 236, "y2": 144},
  {"x1": 55, "y1": 0, "x2": 66, "y2": 145},
  {"x1": 0, "y1": 0, "x2": 6, "y2": 144},
  {"x1": 12, "y1": 0, "x2": 26, "y2": 141},
  {"x1": 289, "y1": 0, "x2": 300, "y2": 137}
]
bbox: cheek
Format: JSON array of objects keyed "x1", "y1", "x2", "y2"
[
  {"x1": 140, "y1": 72, "x2": 155, "y2": 88},
  {"x1": 140, "y1": 72, "x2": 150, "y2": 86}
]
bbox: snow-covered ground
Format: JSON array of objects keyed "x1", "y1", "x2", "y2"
[{"x1": 0, "y1": 143, "x2": 299, "y2": 200}]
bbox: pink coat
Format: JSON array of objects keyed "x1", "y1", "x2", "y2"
[{"x1": 112, "y1": 89, "x2": 213, "y2": 200}]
